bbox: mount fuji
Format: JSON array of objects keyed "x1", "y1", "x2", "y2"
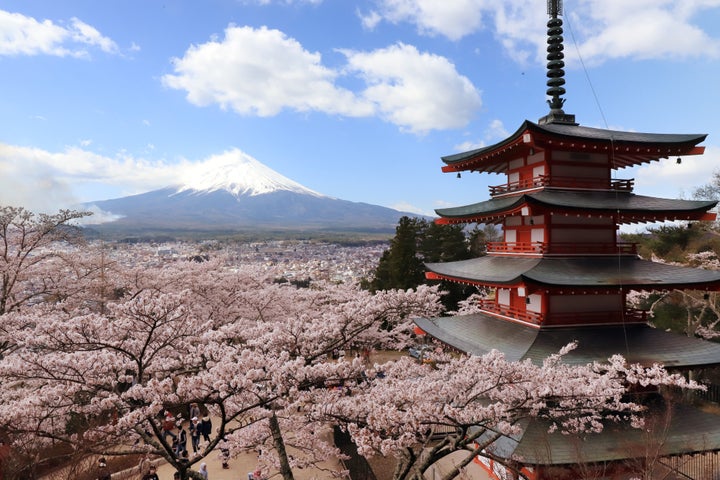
[{"x1": 84, "y1": 150, "x2": 420, "y2": 234}]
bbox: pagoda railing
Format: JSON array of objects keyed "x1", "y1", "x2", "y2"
[
  {"x1": 477, "y1": 301, "x2": 649, "y2": 327},
  {"x1": 548, "y1": 309, "x2": 648, "y2": 325},
  {"x1": 489, "y1": 175, "x2": 634, "y2": 196},
  {"x1": 487, "y1": 241, "x2": 637, "y2": 255},
  {"x1": 477, "y1": 299, "x2": 543, "y2": 325}
]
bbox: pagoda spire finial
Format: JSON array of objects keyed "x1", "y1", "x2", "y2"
[{"x1": 538, "y1": 0, "x2": 577, "y2": 125}]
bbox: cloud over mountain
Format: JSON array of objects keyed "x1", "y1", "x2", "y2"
[{"x1": 83, "y1": 149, "x2": 416, "y2": 232}]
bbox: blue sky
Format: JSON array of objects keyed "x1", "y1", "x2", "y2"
[{"x1": 1, "y1": 0, "x2": 719, "y2": 220}]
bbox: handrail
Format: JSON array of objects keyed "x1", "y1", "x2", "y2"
[
  {"x1": 489, "y1": 175, "x2": 634, "y2": 196},
  {"x1": 477, "y1": 299, "x2": 543, "y2": 325},
  {"x1": 486, "y1": 241, "x2": 637, "y2": 255},
  {"x1": 477, "y1": 299, "x2": 648, "y2": 326},
  {"x1": 549, "y1": 309, "x2": 648, "y2": 324}
]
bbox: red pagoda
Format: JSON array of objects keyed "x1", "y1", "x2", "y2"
[{"x1": 414, "y1": 1, "x2": 720, "y2": 479}]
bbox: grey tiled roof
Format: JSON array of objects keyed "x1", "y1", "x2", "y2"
[
  {"x1": 425, "y1": 256, "x2": 720, "y2": 289},
  {"x1": 442, "y1": 120, "x2": 707, "y2": 166},
  {"x1": 413, "y1": 314, "x2": 720, "y2": 368},
  {"x1": 478, "y1": 404, "x2": 720, "y2": 465},
  {"x1": 416, "y1": 314, "x2": 720, "y2": 463},
  {"x1": 435, "y1": 190, "x2": 717, "y2": 219}
]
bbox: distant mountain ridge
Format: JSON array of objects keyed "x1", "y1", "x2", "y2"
[{"x1": 84, "y1": 150, "x2": 420, "y2": 233}]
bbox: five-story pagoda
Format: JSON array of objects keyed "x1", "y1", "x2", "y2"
[{"x1": 414, "y1": 1, "x2": 720, "y2": 478}]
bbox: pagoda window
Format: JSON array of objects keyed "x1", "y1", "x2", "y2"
[
  {"x1": 497, "y1": 288, "x2": 511, "y2": 306},
  {"x1": 532, "y1": 164, "x2": 545, "y2": 181},
  {"x1": 505, "y1": 229, "x2": 517, "y2": 244},
  {"x1": 530, "y1": 227, "x2": 545, "y2": 244},
  {"x1": 526, "y1": 293, "x2": 542, "y2": 313}
]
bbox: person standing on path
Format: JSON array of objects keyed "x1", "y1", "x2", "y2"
[
  {"x1": 162, "y1": 410, "x2": 177, "y2": 442},
  {"x1": 176, "y1": 420, "x2": 188, "y2": 457},
  {"x1": 190, "y1": 417, "x2": 201, "y2": 453},
  {"x1": 198, "y1": 462, "x2": 209, "y2": 479},
  {"x1": 142, "y1": 465, "x2": 160, "y2": 480},
  {"x1": 189, "y1": 402, "x2": 201, "y2": 421},
  {"x1": 199, "y1": 415, "x2": 212, "y2": 444},
  {"x1": 96, "y1": 457, "x2": 111, "y2": 480}
]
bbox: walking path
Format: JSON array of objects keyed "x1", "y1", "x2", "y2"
[
  {"x1": 155, "y1": 447, "x2": 343, "y2": 480},
  {"x1": 153, "y1": 445, "x2": 493, "y2": 480},
  {"x1": 154, "y1": 424, "x2": 343, "y2": 480}
]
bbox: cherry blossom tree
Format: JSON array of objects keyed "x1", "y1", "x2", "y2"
[
  {"x1": 308, "y1": 344, "x2": 700, "y2": 480},
  {"x1": 0, "y1": 206, "x2": 91, "y2": 315},
  {"x1": 627, "y1": 251, "x2": 720, "y2": 339},
  {"x1": 0, "y1": 206, "x2": 91, "y2": 360},
  {"x1": 0, "y1": 221, "x2": 703, "y2": 480},
  {"x1": 0, "y1": 257, "x2": 443, "y2": 479}
]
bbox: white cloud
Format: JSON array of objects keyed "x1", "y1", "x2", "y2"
[
  {"x1": 0, "y1": 10, "x2": 119, "y2": 58},
  {"x1": 390, "y1": 201, "x2": 434, "y2": 217},
  {"x1": 630, "y1": 145, "x2": 720, "y2": 199},
  {"x1": 163, "y1": 26, "x2": 481, "y2": 133},
  {"x1": 342, "y1": 43, "x2": 482, "y2": 133},
  {"x1": 485, "y1": 119, "x2": 509, "y2": 141},
  {"x1": 453, "y1": 140, "x2": 485, "y2": 152},
  {"x1": 366, "y1": 0, "x2": 720, "y2": 64},
  {"x1": 77, "y1": 205, "x2": 125, "y2": 225},
  {"x1": 162, "y1": 25, "x2": 374, "y2": 118},
  {"x1": 569, "y1": 0, "x2": 720, "y2": 62},
  {"x1": 359, "y1": 9, "x2": 383, "y2": 30},
  {"x1": 0, "y1": 143, "x2": 180, "y2": 212},
  {"x1": 453, "y1": 119, "x2": 507, "y2": 152},
  {"x1": 69, "y1": 18, "x2": 119, "y2": 54},
  {"x1": 0, "y1": 142, "x2": 324, "y2": 214},
  {"x1": 370, "y1": 0, "x2": 487, "y2": 41}
]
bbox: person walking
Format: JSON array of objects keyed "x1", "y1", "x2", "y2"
[
  {"x1": 142, "y1": 465, "x2": 160, "y2": 480},
  {"x1": 175, "y1": 420, "x2": 188, "y2": 457},
  {"x1": 189, "y1": 402, "x2": 201, "y2": 421},
  {"x1": 198, "y1": 462, "x2": 209, "y2": 479},
  {"x1": 162, "y1": 410, "x2": 177, "y2": 442},
  {"x1": 199, "y1": 415, "x2": 212, "y2": 444},
  {"x1": 190, "y1": 417, "x2": 201, "y2": 454},
  {"x1": 96, "y1": 457, "x2": 111, "y2": 480}
]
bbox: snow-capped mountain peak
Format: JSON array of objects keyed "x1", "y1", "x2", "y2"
[{"x1": 176, "y1": 148, "x2": 324, "y2": 197}]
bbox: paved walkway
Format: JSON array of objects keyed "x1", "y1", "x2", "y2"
[
  {"x1": 154, "y1": 429, "x2": 343, "y2": 480},
  {"x1": 155, "y1": 448, "x2": 343, "y2": 480},
  {"x1": 153, "y1": 447, "x2": 494, "y2": 480}
]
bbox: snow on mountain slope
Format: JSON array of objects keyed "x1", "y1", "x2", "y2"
[
  {"x1": 175, "y1": 149, "x2": 325, "y2": 197},
  {"x1": 81, "y1": 148, "x2": 422, "y2": 232}
]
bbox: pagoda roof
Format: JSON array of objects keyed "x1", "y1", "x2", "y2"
[
  {"x1": 476, "y1": 404, "x2": 720, "y2": 465},
  {"x1": 441, "y1": 120, "x2": 707, "y2": 173},
  {"x1": 413, "y1": 314, "x2": 720, "y2": 368},
  {"x1": 424, "y1": 256, "x2": 720, "y2": 291},
  {"x1": 435, "y1": 190, "x2": 718, "y2": 225}
]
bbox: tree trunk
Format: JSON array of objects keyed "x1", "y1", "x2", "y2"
[{"x1": 269, "y1": 411, "x2": 295, "y2": 480}]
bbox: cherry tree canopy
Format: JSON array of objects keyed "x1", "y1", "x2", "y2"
[
  {"x1": 0, "y1": 209, "x2": 702, "y2": 480},
  {"x1": 0, "y1": 254, "x2": 443, "y2": 479}
]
